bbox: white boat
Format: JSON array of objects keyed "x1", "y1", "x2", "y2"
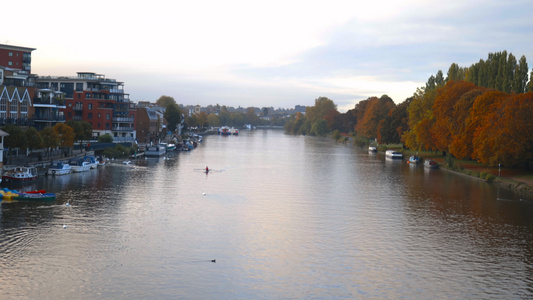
[
  {"x1": 2, "y1": 166, "x2": 38, "y2": 182},
  {"x1": 47, "y1": 161, "x2": 72, "y2": 175},
  {"x1": 424, "y1": 159, "x2": 439, "y2": 169},
  {"x1": 68, "y1": 157, "x2": 91, "y2": 172},
  {"x1": 145, "y1": 145, "x2": 166, "y2": 156},
  {"x1": 368, "y1": 146, "x2": 377, "y2": 152},
  {"x1": 218, "y1": 126, "x2": 231, "y2": 135},
  {"x1": 408, "y1": 155, "x2": 420, "y2": 164},
  {"x1": 385, "y1": 150, "x2": 403, "y2": 159},
  {"x1": 160, "y1": 143, "x2": 176, "y2": 151},
  {"x1": 84, "y1": 155, "x2": 98, "y2": 169}
]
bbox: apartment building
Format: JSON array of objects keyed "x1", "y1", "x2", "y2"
[
  {"x1": 0, "y1": 44, "x2": 65, "y2": 130},
  {"x1": 36, "y1": 72, "x2": 136, "y2": 142}
]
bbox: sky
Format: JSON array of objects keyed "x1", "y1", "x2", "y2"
[{"x1": 4, "y1": 0, "x2": 533, "y2": 112}]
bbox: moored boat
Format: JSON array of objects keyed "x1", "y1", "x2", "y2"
[
  {"x1": 68, "y1": 157, "x2": 91, "y2": 172},
  {"x1": 13, "y1": 192, "x2": 56, "y2": 202},
  {"x1": 385, "y1": 150, "x2": 403, "y2": 159},
  {"x1": 84, "y1": 155, "x2": 98, "y2": 169},
  {"x1": 218, "y1": 126, "x2": 231, "y2": 135},
  {"x1": 47, "y1": 161, "x2": 72, "y2": 175},
  {"x1": 368, "y1": 146, "x2": 377, "y2": 152},
  {"x1": 424, "y1": 159, "x2": 439, "y2": 169},
  {"x1": 145, "y1": 145, "x2": 166, "y2": 156},
  {"x1": 2, "y1": 166, "x2": 38, "y2": 183},
  {"x1": 408, "y1": 155, "x2": 420, "y2": 164},
  {"x1": 0, "y1": 188, "x2": 56, "y2": 202}
]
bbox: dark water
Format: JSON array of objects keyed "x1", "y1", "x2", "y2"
[{"x1": 2, "y1": 130, "x2": 533, "y2": 299}]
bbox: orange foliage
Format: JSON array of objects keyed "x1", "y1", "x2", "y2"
[{"x1": 431, "y1": 81, "x2": 480, "y2": 152}]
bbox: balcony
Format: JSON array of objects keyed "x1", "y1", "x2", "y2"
[
  {"x1": 113, "y1": 116, "x2": 134, "y2": 123},
  {"x1": 0, "y1": 118, "x2": 30, "y2": 126},
  {"x1": 33, "y1": 114, "x2": 66, "y2": 122},
  {"x1": 73, "y1": 105, "x2": 83, "y2": 111},
  {"x1": 112, "y1": 126, "x2": 135, "y2": 132},
  {"x1": 33, "y1": 97, "x2": 65, "y2": 106}
]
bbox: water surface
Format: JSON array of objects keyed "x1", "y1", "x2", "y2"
[{"x1": 1, "y1": 130, "x2": 533, "y2": 299}]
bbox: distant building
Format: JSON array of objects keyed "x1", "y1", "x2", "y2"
[
  {"x1": 132, "y1": 104, "x2": 167, "y2": 144},
  {"x1": 35, "y1": 72, "x2": 135, "y2": 142},
  {"x1": 0, "y1": 44, "x2": 35, "y2": 74},
  {"x1": 0, "y1": 44, "x2": 42, "y2": 128}
]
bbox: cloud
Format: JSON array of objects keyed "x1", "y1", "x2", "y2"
[{"x1": 6, "y1": 0, "x2": 533, "y2": 112}]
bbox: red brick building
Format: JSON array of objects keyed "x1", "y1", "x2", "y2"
[{"x1": 36, "y1": 72, "x2": 135, "y2": 142}]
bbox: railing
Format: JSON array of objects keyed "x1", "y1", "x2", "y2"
[
  {"x1": 33, "y1": 114, "x2": 66, "y2": 121},
  {"x1": 112, "y1": 127, "x2": 135, "y2": 132},
  {"x1": 113, "y1": 117, "x2": 134, "y2": 122},
  {"x1": 73, "y1": 105, "x2": 83, "y2": 111},
  {"x1": 33, "y1": 98, "x2": 65, "y2": 106},
  {"x1": 0, "y1": 118, "x2": 31, "y2": 126}
]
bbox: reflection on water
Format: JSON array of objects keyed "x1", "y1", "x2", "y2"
[{"x1": 1, "y1": 130, "x2": 533, "y2": 299}]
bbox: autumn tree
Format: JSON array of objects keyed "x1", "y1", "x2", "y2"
[
  {"x1": 402, "y1": 87, "x2": 437, "y2": 151},
  {"x1": 378, "y1": 98, "x2": 410, "y2": 144},
  {"x1": 470, "y1": 90, "x2": 509, "y2": 165},
  {"x1": 41, "y1": 127, "x2": 60, "y2": 157},
  {"x1": 53, "y1": 123, "x2": 75, "y2": 156},
  {"x1": 431, "y1": 80, "x2": 480, "y2": 153},
  {"x1": 355, "y1": 95, "x2": 395, "y2": 139}
]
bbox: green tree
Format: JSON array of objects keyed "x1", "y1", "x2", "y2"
[
  {"x1": 98, "y1": 133, "x2": 113, "y2": 143},
  {"x1": 245, "y1": 108, "x2": 259, "y2": 126},
  {"x1": 446, "y1": 63, "x2": 466, "y2": 81},
  {"x1": 67, "y1": 120, "x2": 92, "y2": 153},
  {"x1": 164, "y1": 103, "x2": 182, "y2": 131},
  {"x1": 311, "y1": 119, "x2": 328, "y2": 136},
  {"x1": 25, "y1": 127, "x2": 43, "y2": 159},
  {"x1": 155, "y1": 95, "x2": 177, "y2": 108},
  {"x1": 207, "y1": 113, "x2": 221, "y2": 127},
  {"x1": 514, "y1": 55, "x2": 529, "y2": 93},
  {"x1": 2, "y1": 124, "x2": 25, "y2": 164}
]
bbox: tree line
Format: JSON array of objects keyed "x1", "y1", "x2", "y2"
[
  {"x1": 2, "y1": 120, "x2": 103, "y2": 162},
  {"x1": 284, "y1": 50, "x2": 533, "y2": 168}
]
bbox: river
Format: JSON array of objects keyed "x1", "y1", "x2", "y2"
[{"x1": 1, "y1": 129, "x2": 533, "y2": 299}]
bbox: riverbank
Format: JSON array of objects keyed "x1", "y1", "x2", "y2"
[{"x1": 398, "y1": 148, "x2": 533, "y2": 198}]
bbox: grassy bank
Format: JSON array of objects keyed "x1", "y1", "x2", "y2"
[{"x1": 373, "y1": 145, "x2": 533, "y2": 197}]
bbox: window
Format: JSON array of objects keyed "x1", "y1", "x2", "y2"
[
  {"x1": 68, "y1": 102, "x2": 72, "y2": 107},
  {"x1": 88, "y1": 103, "x2": 92, "y2": 110},
  {"x1": 106, "y1": 113, "x2": 110, "y2": 120},
  {"x1": 85, "y1": 93, "x2": 91, "y2": 99},
  {"x1": 88, "y1": 113, "x2": 93, "y2": 119},
  {"x1": 8, "y1": 61, "x2": 12, "y2": 66},
  {"x1": 68, "y1": 112, "x2": 72, "y2": 117},
  {"x1": 105, "y1": 123, "x2": 110, "y2": 129},
  {"x1": 98, "y1": 113, "x2": 101, "y2": 118},
  {"x1": 8, "y1": 52, "x2": 13, "y2": 57},
  {"x1": 97, "y1": 123, "x2": 101, "y2": 128},
  {"x1": 60, "y1": 82, "x2": 74, "y2": 98},
  {"x1": 76, "y1": 83, "x2": 83, "y2": 91}
]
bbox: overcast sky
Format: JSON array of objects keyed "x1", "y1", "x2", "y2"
[{"x1": 4, "y1": 0, "x2": 533, "y2": 111}]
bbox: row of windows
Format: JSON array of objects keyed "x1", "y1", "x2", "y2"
[{"x1": 67, "y1": 111, "x2": 110, "y2": 120}]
